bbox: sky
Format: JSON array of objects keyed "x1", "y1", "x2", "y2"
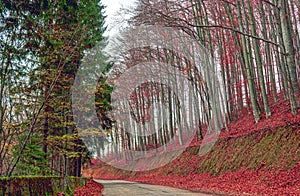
[{"x1": 101, "y1": 0, "x2": 137, "y2": 36}]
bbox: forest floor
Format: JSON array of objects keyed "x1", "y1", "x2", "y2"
[
  {"x1": 74, "y1": 180, "x2": 104, "y2": 196},
  {"x1": 83, "y1": 99, "x2": 300, "y2": 195}
]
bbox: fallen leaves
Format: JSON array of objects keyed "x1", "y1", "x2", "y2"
[
  {"x1": 83, "y1": 99, "x2": 300, "y2": 195},
  {"x1": 74, "y1": 180, "x2": 104, "y2": 196}
]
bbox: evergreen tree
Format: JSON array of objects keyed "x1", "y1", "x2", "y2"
[{"x1": 0, "y1": 0, "x2": 107, "y2": 176}]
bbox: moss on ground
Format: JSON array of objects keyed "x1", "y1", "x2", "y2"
[
  {"x1": 196, "y1": 126, "x2": 300, "y2": 175},
  {"x1": 88, "y1": 125, "x2": 300, "y2": 181}
]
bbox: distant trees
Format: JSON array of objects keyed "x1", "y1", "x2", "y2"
[
  {"x1": 129, "y1": 0, "x2": 299, "y2": 121},
  {"x1": 100, "y1": 0, "x2": 300, "y2": 160}
]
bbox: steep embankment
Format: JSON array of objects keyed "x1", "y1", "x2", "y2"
[{"x1": 84, "y1": 102, "x2": 300, "y2": 195}]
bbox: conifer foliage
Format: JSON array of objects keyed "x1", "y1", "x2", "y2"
[{"x1": 0, "y1": 0, "x2": 107, "y2": 176}]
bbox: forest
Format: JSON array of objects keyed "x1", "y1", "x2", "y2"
[
  {"x1": 94, "y1": 0, "x2": 300, "y2": 167},
  {"x1": 0, "y1": 0, "x2": 299, "y2": 195}
]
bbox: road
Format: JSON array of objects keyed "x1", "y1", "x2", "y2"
[{"x1": 95, "y1": 180, "x2": 214, "y2": 196}]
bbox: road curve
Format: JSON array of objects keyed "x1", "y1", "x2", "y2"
[{"x1": 95, "y1": 180, "x2": 213, "y2": 196}]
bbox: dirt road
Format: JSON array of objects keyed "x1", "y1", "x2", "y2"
[{"x1": 95, "y1": 180, "x2": 214, "y2": 196}]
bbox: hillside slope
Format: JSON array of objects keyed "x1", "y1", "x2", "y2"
[{"x1": 84, "y1": 103, "x2": 300, "y2": 195}]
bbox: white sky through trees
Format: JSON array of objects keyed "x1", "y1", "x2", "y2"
[{"x1": 102, "y1": 0, "x2": 136, "y2": 36}]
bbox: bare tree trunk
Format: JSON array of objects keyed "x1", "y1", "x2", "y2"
[
  {"x1": 237, "y1": 0, "x2": 261, "y2": 122},
  {"x1": 279, "y1": 0, "x2": 299, "y2": 114}
]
